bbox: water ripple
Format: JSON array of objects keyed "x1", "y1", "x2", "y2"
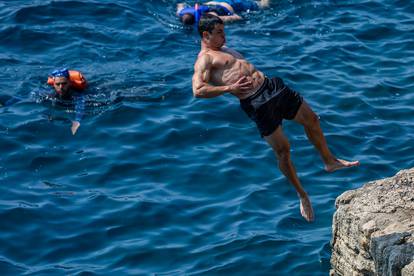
[{"x1": 0, "y1": 0, "x2": 413, "y2": 275}]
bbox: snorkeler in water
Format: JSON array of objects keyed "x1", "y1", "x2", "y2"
[
  {"x1": 176, "y1": 0, "x2": 270, "y2": 25},
  {"x1": 46, "y1": 68, "x2": 87, "y2": 135},
  {"x1": 1, "y1": 68, "x2": 88, "y2": 135}
]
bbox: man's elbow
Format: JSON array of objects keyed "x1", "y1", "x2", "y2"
[
  {"x1": 193, "y1": 92, "x2": 203, "y2": 98},
  {"x1": 193, "y1": 87, "x2": 204, "y2": 98}
]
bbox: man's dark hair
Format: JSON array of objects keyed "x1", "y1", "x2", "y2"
[
  {"x1": 180, "y1": 13, "x2": 195, "y2": 25},
  {"x1": 198, "y1": 14, "x2": 223, "y2": 37}
]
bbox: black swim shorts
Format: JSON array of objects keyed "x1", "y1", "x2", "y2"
[{"x1": 240, "y1": 77, "x2": 303, "y2": 137}]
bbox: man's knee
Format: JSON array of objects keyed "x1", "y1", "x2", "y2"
[
  {"x1": 304, "y1": 111, "x2": 320, "y2": 128},
  {"x1": 274, "y1": 143, "x2": 290, "y2": 160}
]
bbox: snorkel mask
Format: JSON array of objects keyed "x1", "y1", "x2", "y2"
[
  {"x1": 50, "y1": 68, "x2": 70, "y2": 78},
  {"x1": 179, "y1": 3, "x2": 205, "y2": 26}
]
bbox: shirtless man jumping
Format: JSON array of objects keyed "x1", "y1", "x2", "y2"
[{"x1": 192, "y1": 14, "x2": 359, "y2": 222}]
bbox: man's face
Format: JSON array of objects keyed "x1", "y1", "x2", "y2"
[
  {"x1": 53, "y1": 76, "x2": 70, "y2": 95},
  {"x1": 205, "y1": 23, "x2": 225, "y2": 49}
]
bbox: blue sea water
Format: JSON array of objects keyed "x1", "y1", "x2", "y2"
[{"x1": 0, "y1": 0, "x2": 413, "y2": 274}]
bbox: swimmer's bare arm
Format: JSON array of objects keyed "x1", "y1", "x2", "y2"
[
  {"x1": 71, "y1": 94, "x2": 84, "y2": 135},
  {"x1": 217, "y1": 14, "x2": 242, "y2": 22},
  {"x1": 192, "y1": 54, "x2": 252, "y2": 98}
]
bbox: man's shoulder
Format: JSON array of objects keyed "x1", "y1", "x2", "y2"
[
  {"x1": 196, "y1": 50, "x2": 213, "y2": 65},
  {"x1": 197, "y1": 49, "x2": 228, "y2": 61},
  {"x1": 222, "y1": 47, "x2": 242, "y2": 58},
  {"x1": 197, "y1": 49, "x2": 211, "y2": 58}
]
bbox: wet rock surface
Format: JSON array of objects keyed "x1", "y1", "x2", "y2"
[{"x1": 330, "y1": 169, "x2": 414, "y2": 276}]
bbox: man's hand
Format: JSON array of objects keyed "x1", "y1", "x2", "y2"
[
  {"x1": 71, "y1": 121, "x2": 80, "y2": 135},
  {"x1": 299, "y1": 194, "x2": 314, "y2": 222},
  {"x1": 230, "y1": 76, "x2": 253, "y2": 93}
]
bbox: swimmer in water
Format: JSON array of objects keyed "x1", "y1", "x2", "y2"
[
  {"x1": 177, "y1": 0, "x2": 270, "y2": 25},
  {"x1": 192, "y1": 15, "x2": 360, "y2": 222},
  {"x1": 47, "y1": 68, "x2": 87, "y2": 135},
  {"x1": 1, "y1": 68, "x2": 87, "y2": 135}
]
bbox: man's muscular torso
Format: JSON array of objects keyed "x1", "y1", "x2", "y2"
[{"x1": 198, "y1": 47, "x2": 265, "y2": 99}]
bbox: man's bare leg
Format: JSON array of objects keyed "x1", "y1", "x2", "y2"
[
  {"x1": 258, "y1": 0, "x2": 271, "y2": 8},
  {"x1": 293, "y1": 101, "x2": 359, "y2": 172},
  {"x1": 176, "y1": 3, "x2": 185, "y2": 15},
  {"x1": 264, "y1": 126, "x2": 314, "y2": 222}
]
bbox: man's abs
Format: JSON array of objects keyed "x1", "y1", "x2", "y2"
[
  {"x1": 206, "y1": 50, "x2": 265, "y2": 99},
  {"x1": 214, "y1": 60, "x2": 264, "y2": 99},
  {"x1": 232, "y1": 71, "x2": 265, "y2": 99}
]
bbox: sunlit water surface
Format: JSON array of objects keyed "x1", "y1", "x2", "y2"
[{"x1": 0, "y1": 0, "x2": 413, "y2": 274}]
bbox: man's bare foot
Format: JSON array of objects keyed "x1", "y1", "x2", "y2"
[
  {"x1": 258, "y1": 0, "x2": 271, "y2": 8},
  {"x1": 299, "y1": 195, "x2": 314, "y2": 222},
  {"x1": 325, "y1": 159, "x2": 360, "y2": 172}
]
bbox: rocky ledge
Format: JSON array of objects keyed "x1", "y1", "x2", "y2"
[{"x1": 330, "y1": 168, "x2": 414, "y2": 276}]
